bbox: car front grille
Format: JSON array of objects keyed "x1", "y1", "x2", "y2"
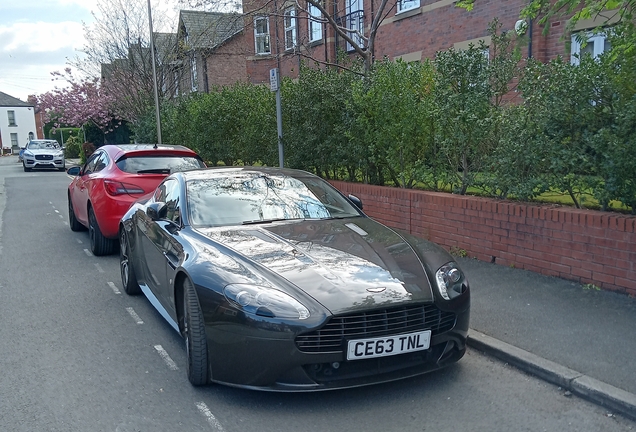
[
  {"x1": 35, "y1": 154, "x2": 53, "y2": 160},
  {"x1": 296, "y1": 304, "x2": 456, "y2": 354}
]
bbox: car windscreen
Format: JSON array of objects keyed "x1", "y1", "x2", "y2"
[
  {"x1": 186, "y1": 172, "x2": 361, "y2": 227},
  {"x1": 116, "y1": 155, "x2": 205, "y2": 174},
  {"x1": 28, "y1": 142, "x2": 60, "y2": 150}
]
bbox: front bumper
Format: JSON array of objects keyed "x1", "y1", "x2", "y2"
[
  {"x1": 203, "y1": 294, "x2": 470, "y2": 391},
  {"x1": 24, "y1": 155, "x2": 65, "y2": 169}
]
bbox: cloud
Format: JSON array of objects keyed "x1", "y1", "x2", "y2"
[{"x1": 0, "y1": 21, "x2": 86, "y2": 53}]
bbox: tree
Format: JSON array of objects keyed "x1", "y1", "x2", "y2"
[
  {"x1": 36, "y1": 68, "x2": 118, "y2": 133},
  {"x1": 68, "y1": 0, "x2": 183, "y2": 124},
  {"x1": 456, "y1": 0, "x2": 635, "y2": 35}
]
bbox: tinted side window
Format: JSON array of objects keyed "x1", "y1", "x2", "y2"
[
  {"x1": 83, "y1": 152, "x2": 102, "y2": 175},
  {"x1": 94, "y1": 153, "x2": 109, "y2": 173},
  {"x1": 164, "y1": 180, "x2": 181, "y2": 224}
]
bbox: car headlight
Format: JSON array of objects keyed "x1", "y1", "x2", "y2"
[
  {"x1": 223, "y1": 284, "x2": 310, "y2": 320},
  {"x1": 24, "y1": 152, "x2": 34, "y2": 158},
  {"x1": 435, "y1": 262, "x2": 467, "y2": 300},
  {"x1": 55, "y1": 151, "x2": 64, "y2": 157}
]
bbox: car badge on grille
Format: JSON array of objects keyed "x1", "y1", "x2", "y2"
[{"x1": 366, "y1": 287, "x2": 386, "y2": 293}]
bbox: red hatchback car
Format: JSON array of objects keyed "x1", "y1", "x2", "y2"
[{"x1": 67, "y1": 144, "x2": 206, "y2": 255}]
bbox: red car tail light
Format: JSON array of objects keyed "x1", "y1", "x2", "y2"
[{"x1": 104, "y1": 180, "x2": 146, "y2": 196}]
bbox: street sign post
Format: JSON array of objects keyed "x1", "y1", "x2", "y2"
[{"x1": 270, "y1": 68, "x2": 283, "y2": 168}]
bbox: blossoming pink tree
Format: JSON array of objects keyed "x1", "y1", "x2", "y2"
[{"x1": 36, "y1": 68, "x2": 119, "y2": 133}]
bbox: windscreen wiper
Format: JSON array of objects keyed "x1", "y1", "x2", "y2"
[
  {"x1": 137, "y1": 169, "x2": 171, "y2": 174},
  {"x1": 242, "y1": 218, "x2": 289, "y2": 225}
]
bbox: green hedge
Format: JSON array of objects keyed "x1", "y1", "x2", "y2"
[{"x1": 132, "y1": 22, "x2": 635, "y2": 213}]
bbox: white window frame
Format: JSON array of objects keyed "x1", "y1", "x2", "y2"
[
  {"x1": 7, "y1": 110, "x2": 16, "y2": 126},
  {"x1": 571, "y1": 31, "x2": 610, "y2": 65},
  {"x1": 254, "y1": 16, "x2": 271, "y2": 55},
  {"x1": 397, "y1": 0, "x2": 419, "y2": 13},
  {"x1": 284, "y1": 7, "x2": 297, "y2": 51},
  {"x1": 10, "y1": 133, "x2": 18, "y2": 147},
  {"x1": 308, "y1": 3, "x2": 323, "y2": 43},
  {"x1": 191, "y1": 56, "x2": 198, "y2": 92},
  {"x1": 345, "y1": 0, "x2": 364, "y2": 50}
]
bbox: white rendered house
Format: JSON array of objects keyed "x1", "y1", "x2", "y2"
[{"x1": 0, "y1": 91, "x2": 38, "y2": 155}]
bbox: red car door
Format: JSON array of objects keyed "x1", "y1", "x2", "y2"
[{"x1": 70, "y1": 151, "x2": 105, "y2": 227}]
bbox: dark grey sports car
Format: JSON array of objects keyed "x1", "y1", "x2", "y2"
[{"x1": 119, "y1": 167, "x2": 470, "y2": 391}]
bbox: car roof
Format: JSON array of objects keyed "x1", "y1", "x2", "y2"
[
  {"x1": 99, "y1": 144, "x2": 200, "y2": 160},
  {"x1": 180, "y1": 166, "x2": 319, "y2": 182}
]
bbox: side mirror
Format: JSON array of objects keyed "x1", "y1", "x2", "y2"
[
  {"x1": 348, "y1": 194, "x2": 363, "y2": 210},
  {"x1": 147, "y1": 202, "x2": 167, "y2": 221},
  {"x1": 67, "y1": 166, "x2": 81, "y2": 176}
]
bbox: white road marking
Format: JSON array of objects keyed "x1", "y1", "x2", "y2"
[
  {"x1": 195, "y1": 402, "x2": 225, "y2": 431},
  {"x1": 84, "y1": 249, "x2": 93, "y2": 257},
  {"x1": 94, "y1": 263, "x2": 105, "y2": 273},
  {"x1": 154, "y1": 345, "x2": 179, "y2": 370},
  {"x1": 54, "y1": 209, "x2": 59, "y2": 213},
  {"x1": 125, "y1": 307, "x2": 144, "y2": 324},
  {"x1": 108, "y1": 281, "x2": 121, "y2": 294},
  {"x1": 76, "y1": 239, "x2": 83, "y2": 244},
  {"x1": 58, "y1": 214, "x2": 64, "y2": 219}
]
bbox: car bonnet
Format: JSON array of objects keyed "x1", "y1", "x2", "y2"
[{"x1": 197, "y1": 218, "x2": 435, "y2": 315}]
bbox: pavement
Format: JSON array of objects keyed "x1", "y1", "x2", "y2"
[
  {"x1": 2, "y1": 153, "x2": 636, "y2": 421},
  {"x1": 459, "y1": 257, "x2": 636, "y2": 421}
]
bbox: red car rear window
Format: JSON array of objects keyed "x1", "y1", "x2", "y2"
[{"x1": 116, "y1": 155, "x2": 205, "y2": 174}]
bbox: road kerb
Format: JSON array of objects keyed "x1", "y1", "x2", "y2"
[{"x1": 467, "y1": 329, "x2": 636, "y2": 422}]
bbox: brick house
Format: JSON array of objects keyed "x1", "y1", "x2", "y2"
[
  {"x1": 236, "y1": 0, "x2": 617, "y2": 85},
  {"x1": 175, "y1": 10, "x2": 247, "y2": 94}
]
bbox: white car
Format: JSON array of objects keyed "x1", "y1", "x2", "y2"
[{"x1": 22, "y1": 140, "x2": 65, "y2": 172}]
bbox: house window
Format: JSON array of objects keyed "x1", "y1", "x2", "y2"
[
  {"x1": 571, "y1": 32, "x2": 611, "y2": 65},
  {"x1": 284, "y1": 8, "x2": 297, "y2": 50},
  {"x1": 254, "y1": 16, "x2": 271, "y2": 55},
  {"x1": 397, "y1": 0, "x2": 419, "y2": 13},
  {"x1": 10, "y1": 133, "x2": 18, "y2": 147},
  {"x1": 7, "y1": 110, "x2": 16, "y2": 126},
  {"x1": 191, "y1": 56, "x2": 198, "y2": 92},
  {"x1": 308, "y1": 3, "x2": 323, "y2": 43},
  {"x1": 345, "y1": 0, "x2": 364, "y2": 51}
]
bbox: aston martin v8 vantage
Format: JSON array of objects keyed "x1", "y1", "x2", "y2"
[{"x1": 119, "y1": 167, "x2": 470, "y2": 390}]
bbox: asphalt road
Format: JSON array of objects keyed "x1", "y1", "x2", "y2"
[{"x1": 0, "y1": 155, "x2": 634, "y2": 432}]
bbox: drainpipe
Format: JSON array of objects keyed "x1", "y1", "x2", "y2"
[{"x1": 528, "y1": 18, "x2": 533, "y2": 58}]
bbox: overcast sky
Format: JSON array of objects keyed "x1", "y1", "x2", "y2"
[{"x1": 0, "y1": 0, "x2": 181, "y2": 102}]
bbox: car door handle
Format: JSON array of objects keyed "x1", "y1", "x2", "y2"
[{"x1": 163, "y1": 251, "x2": 178, "y2": 270}]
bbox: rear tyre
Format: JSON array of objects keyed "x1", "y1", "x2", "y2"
[
  {"x1": 23, "y1": 163, "x2": 31, "y2": 172},
  {"x1": 119, "y1": 228, "x2": 141, "y2": 295},
  {"x1": 68, "y1": 196, "x2": 86, "y2": 232},
  {"x1": 183, "y1": 278, "x2": 209, "y2": 386},
  {"x1": 88, "y1": 207, "x2": 116, "y2": 256}
]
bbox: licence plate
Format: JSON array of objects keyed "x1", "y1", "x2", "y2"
[{"x1": 346, "y1": 330, "x2": 431, "y2": 361}]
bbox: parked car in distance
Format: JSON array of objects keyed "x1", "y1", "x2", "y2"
[
  {"x1": 68, "y1": 144, "x2": 206, "y2": 256},
  {"x1": 22, "y1": 139, "x2": 65, "y2": 171},
  {"x1": 119, "y1": 167, "x2": 470, "y2": 390}
]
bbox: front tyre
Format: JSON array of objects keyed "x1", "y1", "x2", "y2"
[
  {"x1": 119, "y1": 228, "x2": 141, "y2": 295},
  {"x1": 88, "y1": 206, "x2": 116, "y2": 256},
  {"x1": 183, "y1": 278, "x2": 209, "y2": 386}
]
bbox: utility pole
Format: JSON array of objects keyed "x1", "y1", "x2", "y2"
[{"x1": 147, "y1": 0, "x2": 162, "y2": 144}]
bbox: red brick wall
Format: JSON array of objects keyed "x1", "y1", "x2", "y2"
[
  {"x1": 331, "y1": 181, "x2": 636, "y2": 297},
  {"x1": 206, "y1": 33, "x2": 249, "y2": 88}
]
